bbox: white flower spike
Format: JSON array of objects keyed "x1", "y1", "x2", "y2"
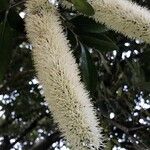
[
  {"x1": 61, "y1": 0, "x2": 150, "y2": 44},
  {"x1": 25, "y1": 0, "x2": 103, "y2": 149}
]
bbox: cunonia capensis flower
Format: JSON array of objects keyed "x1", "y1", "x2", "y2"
[{"x1": 25, "y1": 0, "x2": 103, "y2": 149}]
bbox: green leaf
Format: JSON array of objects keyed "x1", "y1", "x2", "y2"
[
  {"x1": 0, "y1": 23, "x2": 16, "y2": 83},
  {"x1": 80, "y1": 43, "x2": 97, "y2": 94},
  {"x1": 71, "y1": 0, "x2": 94, "y2": 16},
  {"x1": 67, "y1": 29, "x2": 78, "y2": 49},
  {"x1": 71, "y1": 15, "x2": 108, "y2": 33},
  {"x1": 80, "y1": 34, "x2": 119, "y2": 52}
]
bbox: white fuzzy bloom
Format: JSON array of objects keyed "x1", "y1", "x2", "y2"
[
  {"x1": 25, "y1": 0, "x2": 103, "y2": 149},
  {"x1": 61, "y1": 0, "x2": 150, "y2": 44}
]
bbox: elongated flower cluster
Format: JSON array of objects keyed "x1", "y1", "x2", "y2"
[
  {"x1": 25, "y1": 0, "x2": 103, "y2": 149},
  {"x1": 61, "y1": 0, "x2": 150, "y2": 43}
]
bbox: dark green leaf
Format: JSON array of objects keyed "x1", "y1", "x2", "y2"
[
  {"x1": 67, "y1": 29, "x2": 78, "y2": 49},
  {"x1": 80, "y1": 35, "x2": 119, "y2": 52},
  {"x1": 80, "y1": 44, "x2": 97, "y2": 94},
  {"x1": 71, "y1": 0, "x2": 94, "y2": 16},
  {"x1": 71, "y1": 15, "x2": 108, "y2": 33}
]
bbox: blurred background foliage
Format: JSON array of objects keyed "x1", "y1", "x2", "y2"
[{"x1": 0, "y1": 0, "x2": 150, "y2": 149}]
